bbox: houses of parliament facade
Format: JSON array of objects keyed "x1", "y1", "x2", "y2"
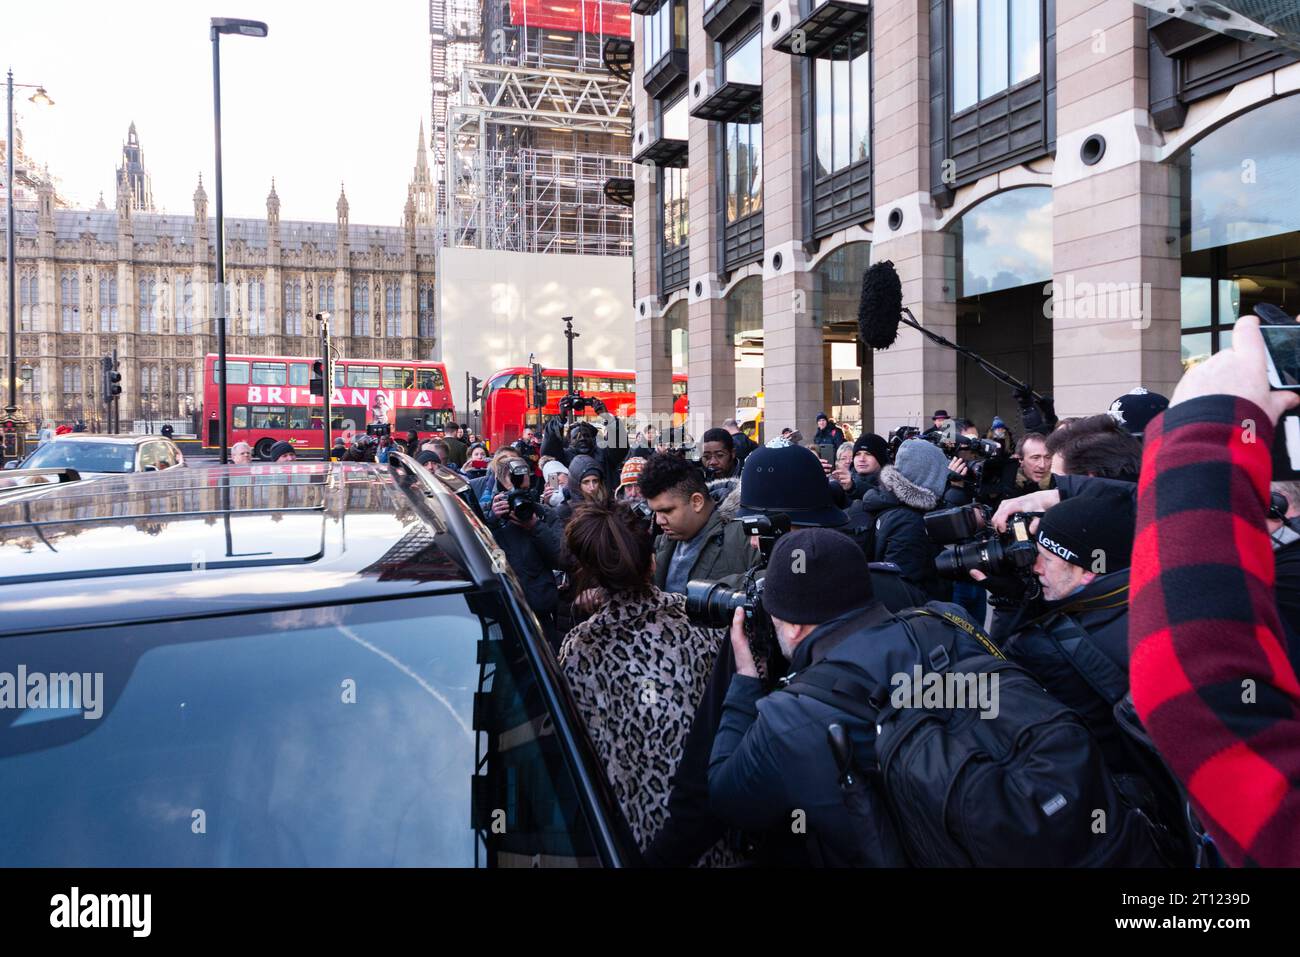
[{"x1": 0, "y1": 123, "x2": 439, "y2": 430}]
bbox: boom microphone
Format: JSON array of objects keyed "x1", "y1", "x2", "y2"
[{"x1": 858, "y1": 260, "x2": 905, "y2": 349}]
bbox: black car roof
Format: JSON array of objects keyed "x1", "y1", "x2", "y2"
[{"x1": 0, "y1": 459, "x2": 497, "y2": 637}]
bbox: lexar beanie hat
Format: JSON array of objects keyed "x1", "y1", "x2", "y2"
[
  {"x1": 763, "y1": 527, "x2": 875, "y2": 625},
  {"x1": 1036, "y1": 496, "x2": 1136, "y2": 572},
  {"x1": 893, "y1": 438, "x2": 950, "y2": 499}
]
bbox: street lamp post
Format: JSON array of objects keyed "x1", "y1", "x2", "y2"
[
  {"x1": 5, "y1": 70, "x2": 53, "y2": 459},
  {"x1": 210, "y1": 17, "x2": 268, "y2": 464}
]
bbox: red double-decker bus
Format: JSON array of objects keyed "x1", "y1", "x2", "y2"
[
  {"x1": 202, "y1": 353, "x2": 455, "y2": 459},
  {"x1": 480, "y1": 367, "x2": 688, "y2": 449}
]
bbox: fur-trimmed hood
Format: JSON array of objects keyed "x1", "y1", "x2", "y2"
[
  {"x1": 878, "y1": 464, "x2": 939, "y2": 511},
  {"x1": 708, "y1": 477, "x2": 743, "y2": 521}
]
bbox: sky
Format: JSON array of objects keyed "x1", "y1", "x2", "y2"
[{"x1": 5, "y1": 0, "x2": 431, "y2": 226}]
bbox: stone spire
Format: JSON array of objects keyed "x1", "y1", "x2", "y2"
[
  {"x1": 409, "y1": 121, "x2": 435, "y2": 226},
  {"x1": 336, "y1": 182, "x2": 349, "y2": 226},
  {"x1": 192, "y1": 173, "x2": 208, "y2": 222},
  {"x1": 266, "y1": 177, "x2": 280, "y2": 225},
  {"x1": 116, "y1": 121, "x2": 154, "y2": 213}
]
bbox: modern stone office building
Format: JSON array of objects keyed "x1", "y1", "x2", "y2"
[{"x1": 629, "y1": 0, "x2": 1300, "y2": 437}]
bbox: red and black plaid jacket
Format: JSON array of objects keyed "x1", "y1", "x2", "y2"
[{"x1": 1129, "y1": 395, "x2": 1300, "y2": 866}]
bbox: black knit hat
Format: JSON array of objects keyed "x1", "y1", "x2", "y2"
[
  {"x1": 1107, "y1": 388, "x2": 1169, "y2": 437},
  {"x1": 853, "y1": 432, "x2": 890, "y2": 465},
  {"x1": 764, "y1": 528, "x2": 874, "y2": 624},
  {"x1": 268, "y1": 440, "x2": 296, "y2": 461},
  {"x1": 740, "y1": 444, "x2": 848, "y2": 527},
  {"x1": 1036, "y1": 496, "x2": 1135, "y2": 572}
]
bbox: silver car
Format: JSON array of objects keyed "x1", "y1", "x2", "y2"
[{"x1": 16, "y1": 434, "x2": 184, "y2": 479}]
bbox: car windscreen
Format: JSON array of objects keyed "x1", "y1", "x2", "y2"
[
  {"x1": 0, "y1": 591, "x2": 604, "y2": 866},
  {"x1": 22, "y1": 441, "x2": 135, "y2": 473}
]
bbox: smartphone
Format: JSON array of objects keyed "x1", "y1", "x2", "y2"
[
  {"x1": 1262, "y1": 324, "x2": 1300, "y2": 391},
  {"x1": 816, "y1": 443, "x2": 836, "y2": 465}
]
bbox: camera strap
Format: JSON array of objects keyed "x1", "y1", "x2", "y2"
[{"x1": 1041, "y1": 613, "x2": 1129, "y2": 705}]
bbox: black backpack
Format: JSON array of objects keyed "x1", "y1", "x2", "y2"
[
  {"x1": 1036, "y1": 614, "x2": 1219, "y2": 867},
  {"x1": 781, "y1": 605, "x2": 1168, "y2": 867}
]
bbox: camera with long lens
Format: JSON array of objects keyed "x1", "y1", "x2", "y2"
[
  {"x1": 366, "y1": 422, "x2": 391, "y2": 438},
  {"x1": 684, "y1": 512, "x2": 789, "y2": 661},
  {"x1": 558, "y1": 393, "x2": 608, "y2": 417},
  {"x1": 924, "y1": 503, "x2": 1038, "y2": 579},
  {"x1": 505, "y1": 461, "x2": 536, "y2": 523}
]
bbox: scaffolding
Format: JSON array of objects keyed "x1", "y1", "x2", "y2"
[
  {"x1": 432, "y1": 0, "x2": 634, "y2": 256},
  {"x1": 442, "y1": 61, "x2": 632, "y2": 255}
]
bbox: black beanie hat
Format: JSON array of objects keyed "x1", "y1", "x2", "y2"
[
  {"x1": 1036, "y1": 496, "x2": 1135, "y2": 572},
  {"x1": 853, "y1": 432, "x2": 890, "y2": 465},
  {"x1": 268, "y1": 440, "x2": 295, "y2": 461},
  {"x1": 764, "y1": 528, "x2": 874, "y2": 624},
  {"x1": 740, "y1": 444, "x2": 848, "y2": 527}
]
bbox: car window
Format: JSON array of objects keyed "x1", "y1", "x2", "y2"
[
  {"x1": 22, "y1": 441, "x2": 136, "y2": 474},
  {"x1": 138, "y1": 443, "x2": 161, "y2": 471},
  {"x1": 0, "y1": 593, "x2": 605, "y2": 866}
]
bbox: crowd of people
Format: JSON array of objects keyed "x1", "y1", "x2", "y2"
[{"x1": 230, "y1": 322, "x2": 1300, "y2": 868}]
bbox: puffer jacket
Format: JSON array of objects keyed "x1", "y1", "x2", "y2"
[
  {"x1": 847, "y1": 465, "x2": 947, "y2": 601},
  {"x1": 559, "y1": 588, "x2": 735, "y2": 863}
]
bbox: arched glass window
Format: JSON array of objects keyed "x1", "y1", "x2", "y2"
[
  {"x1": 949, "y1": 186, "x2": 1052, "y2": 296},
  {"x1": 352, "y1": 282, "x2": 370, "y2": 337},
  {"x1": 99, "y1": 274, "x2": 119, "y2": 332},
  {"x1": 61, "y1": 271, "x2": 80, "y2": 332},
  {"x1": 385, "y1": 282, "x2": 401, "y2": 337}
]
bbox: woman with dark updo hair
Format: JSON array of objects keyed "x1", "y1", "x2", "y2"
[{"x1": 558, "y1": 501, "x2": 732, "y2": 863}]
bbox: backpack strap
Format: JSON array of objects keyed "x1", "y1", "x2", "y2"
[
  {"x1": 906, "y1": 606, "x2": 1006, "y2": 662},
  {"x1": 781, "y1": 660, "x2": 882, "y2": 723},
  {"x1": 1041, "y1": 613, "x2": 1129, "y2": 705}
]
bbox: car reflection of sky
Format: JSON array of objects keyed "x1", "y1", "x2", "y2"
[{"x1": 958, "y1": 187, "x2": 1053, "y2": 296}]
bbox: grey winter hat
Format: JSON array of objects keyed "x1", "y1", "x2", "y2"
[
  {"x1": 568, "y1": 454, "x2": 603, "y2": 487},
  {"x1": 893, "y1": 438, "x2": 949, "y2": 499}
]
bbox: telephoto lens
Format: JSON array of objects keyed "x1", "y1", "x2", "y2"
[
  {"x1": 684, "y1": 580, "x2": 750, "y2": 628},
  {"x1": 506, "y1": 462, "x2": 535, "y2": 522}
]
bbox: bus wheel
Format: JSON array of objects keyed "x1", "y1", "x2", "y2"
[{"x1": 254, "y1": 438, "x2": 275, "y2": 461}]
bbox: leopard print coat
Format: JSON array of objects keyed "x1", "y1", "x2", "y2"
[{"x1": 558, "y1": 587, "x2": 726, "y2": 859}]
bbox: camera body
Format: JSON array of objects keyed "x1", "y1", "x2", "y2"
[
  {"x1": 506, "y1": 461, "x2": 536, "y2": 523},
  {"x1": 366, "y1": 422, "x2": 391, "y2": 439},
  {"x1": 629, "y1": 498, "x2": 658, "y2": 535},
  {"x1": 684, "y1": 511, "x2": 789, "y2": 660},
  {"x1": 924, "y1": 503, "x2": 1038, "y2": 580},
  {"x1": 558, "y1": 393, "x2": 608, "y2": 417}
]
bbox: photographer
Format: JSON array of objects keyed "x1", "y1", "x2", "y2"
[
  {"x1": 699, "y1": 428, "x2": 741, "y2": 480},
  {"x1": 640, "y1": 453, "x2": 757, "y2": 596},
  {"x1": 705, "y1": 528, "x2": 910, "y2": 866},
  {"x1": 1043, "y1": 413, "x2": 1142, "y2": 481},
  {"x1": 1015, "y1": 432, "x2": 1054, "y2": 493},
  {"x1": 970, "y1": 495, "x2": 1140, "y2": 773},
  {"x1": 557, "y1": 502, "x2": 733, "y2": 862},
  {"x1": 481, "y1": 450, "x2": 563, "y2": 648},
  {"x1": 1128, "y1": 314, "x2": 1300, "y2": 866},
  {"x1": 847, "y1": 438, "x2": 950, "y2": 601},
  {"x1": 540, "y1": 409, "x2": 627, "y2": 495},
  {"x1": 830, "y1": 433, "x2": 888, "y2": 505}
]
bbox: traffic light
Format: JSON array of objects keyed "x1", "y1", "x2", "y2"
[
  {"x1": 531, "y1": 362, "x2": 547, "y2": 409},
  {"x1": 102, "y1": 357, "x2": 122, "y2": 405},
  {"x1": 470, "y1": 376, "x2": 483, "y2": 404},
  {"x1": 310, "y1": 360, "x2": 325, "y2": 397}
]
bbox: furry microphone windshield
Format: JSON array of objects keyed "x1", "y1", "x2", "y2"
[{"x1": 858, "y1": 260, "x2": 904, "y2": 349}]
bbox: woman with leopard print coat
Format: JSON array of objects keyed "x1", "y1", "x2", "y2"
[{"x1": 558, "y1": 500, "x2": 730, "y2": 862}]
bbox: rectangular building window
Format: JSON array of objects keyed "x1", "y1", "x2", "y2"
[
  {"x1": 385, "y1": 282, "x2": 401, "y2": 338},
  {"x1": 952, "y1": 0, "x2": 1041, "y2": 113},
  {"x1": 248, "y1": 279, "x2": 266, "y2": 335},
  {"x1": 178, "y1": 278, "x2": 194, "y2": 334},
  {"x1": 418, "y1": 283, "x2": 434, "y2": 338},
  {"x1": 320, "y1": 279, "x2": 335, "y2": 315},
  {"x1": 662, "y1": 166, "x2": 689, "y2": 249},
  {"x1": 99, "y1": 274, "x2": 119, "y2": 332},
  {"x1": 61, "y1": 271, "x2": 80, "y2": 332},
  {"x1": 724, "y1": 120, "x2": 762, "y2": 223},
  {"x1": 138, "y1": 276, "x2": 158, "y2": 333},
  {"x1": 814, "y1": 41, "x2": 871, "y2": 180},
  {"x1": 352, "y1": 283, "x2": 370, "y2": 337},
  {"x1": 284, "y1": 279, "x2": 302, "y2": 336},
  {"x1": 19, "y1": 273, "x2": 39, "y2": 332}
]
